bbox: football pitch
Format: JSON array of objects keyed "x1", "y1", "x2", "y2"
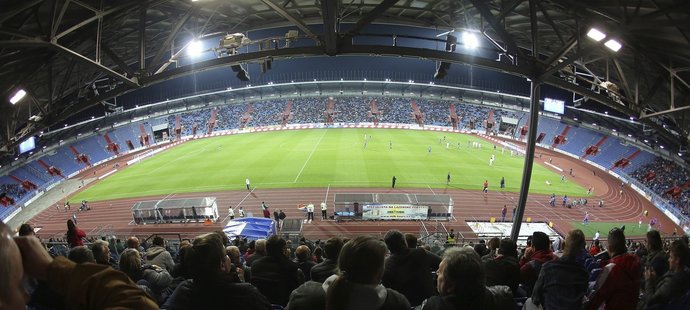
[{"x1": 72, "y1": 128, "x2": 588, "y2": 202}]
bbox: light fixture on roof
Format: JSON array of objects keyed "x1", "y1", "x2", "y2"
[
  {"x1": 612, "y1": 129, "x2": 617, "y2": 132},
  {"x1": 592, "y1": 123, "x2": 597, "y2": 126},
  {"x1": 586, "y1": 28, "x2": 606, "y2": 41},
  {"x1": 660, "y1": 145, "x2": 665, "y2": 149},
  {"x1": 187, "y1": 40, "x2": 203, "y2": 57},
  {"x1": 679, "y1": 152, "x2": 683, "y2": 157},
  {"x1": 604, "y1": 39, "x2": 622, "y2": 52},
  {"x1": 462, "y1": 31, "x2": 479, "y2": 49},
  {"x1": 644, "y1": 139, "x2": 649, "y2": 143},
  {"x1": 9, "y1": 89, "x2": 26, "y2": 104}
]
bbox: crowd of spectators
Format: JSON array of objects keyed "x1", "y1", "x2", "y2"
[
  {"x1": 4, "y1": 220, "x2": 690, "y2": 309},
  {"x1": 166, "y1": 97, "x2": 533, "y2": 136},
  {"x1": 631, "y1": 158, "x2": 690, "y2": 215},
  {"x1": 0, "y1": 183, "x2": 28, "y2": 200}
]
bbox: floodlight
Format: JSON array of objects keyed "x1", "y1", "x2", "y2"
[
  {"x1": 587, "y1": 28, "x2": 606, "y2": 41},
  {"x1": 660, "y1": 145, "x2": 665, "y2": 149},
  {"x1": 604, "y1": 39, "x2": 622, "y2": 52},
  {"x1": 10, "y1": 89, "x2": 26, "y2": 104},
  {"x1": 462, "y1": 32, "x2": 479, "y2": 49},
  {"x1": 187, "y1": 40, "x2": 203, "y2": 57}
]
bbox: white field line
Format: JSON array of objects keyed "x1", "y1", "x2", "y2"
[{"x1": 294, "y1": 130, "x2": 327, "y2": 183}]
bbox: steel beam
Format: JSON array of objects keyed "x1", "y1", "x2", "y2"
[
  {"x1": 511, "y1": 80, "x2": 540, "y2": 242},
  {"x1": 101, "y1": 42, "x2": 135, "y2": 77},
  {"x1": 529, "y1": 0, "x2": 539, "y2": 60},
  {"x1": 51, "y1": 0, "x2": 71, "y2": 38},
  {"x1": 496, "y1": 0, "x2": 525, "y2": 22},
  {"x1": 54, "y1": 1, "x2": 139, "y2": 41},
  {"x1": 320, "y1": 0, "x2": 339, "y2": 56},
  {"x1": 640, "y1": 105, "x2": 690, "y2": 120},
  {"x1": 0, "y1": 0, "x2": 44, "y2": 24},
  {"x1": 346, "y1": 0, "x2": 399, "y2": 36},
  {"x1": 148, "y1": 6, "x2": 196, "y2": 71},
  {"x1": 261, "y1": 0, "x2": 319, "y2": 42},
  {"x1": 51, "y1": 43, "x2": 138, "y2": 87},
  {"x1": 139, "y1": 2, "x2": 146, "y2": 71},
  {"x1": 469, "y1": 0, "x2": 524, "y2": 59}
]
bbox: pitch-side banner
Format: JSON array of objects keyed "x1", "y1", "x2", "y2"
[{"x1": 362, "y1": 204, "x2": 428, "y2": 220}]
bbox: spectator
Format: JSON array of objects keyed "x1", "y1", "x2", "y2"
[
  {"x1": 171, "y1": 245, "x2": 191, "y2": 279},
  {"x1": 519, "y1": 231, "x2": 556, "y2": 295},
  {"x1": 642, "y1": 230, "x2": 669, "y2": 286},
  {"x1": 3, "y1": 221, "x2": 157, "y2": 309},
  {"x1": 382, "y1": 229, "x2": 437, "y2": 307},
  {"x1": 246, "y1": 238, "x2": 266, "y2": 267},
  {"x1": 529, "y1": 229, "x2": 588, "y2": 309},
  {"x1": 127, "y1": 236, "x2": 142, "y2": 251},
  {"x1": 65, "y1": 219, "x2": 85, "y2": 248},
  {"x1": 586, "y1": 227, "x2": 642, "y2": 309},
  {"x1": 311, "y1": 237, "x2": 344, "y2": 283},
  {"x1": 482, "y1": 237, "x2": 501, "y2": 260},
  {"x1": 147, "y1": 236, "x2": 175, "y2": 273},
  {"x1": 639, "y1": 240, "x2": 690, "y2": 308},
  {"x1": 589, "y1": 240, "x2": 601, "y2": 256},
  {"x1": 91, "y1": 239, "x2": 115, "y2": 267},
  {"x1": 417, "y1": 247, "x2": 515, "y2": 309},
  {"x1": 295, "y1": 245, "x2": 316, "y2": 281},
  {"x1": 226, "y1": 245, "x2": 251, "y2": 283},
  {"x1": 18, "y1": 223, "x2": 34, "y2": 236},
  {"x1": 251, "y1": 235, "x2": 304, "y2": 306},
  {"x1": 67, "y1": 245, "x2": 95, "y2": 264},
  {"x1": 119, "y1": 248, "x2": 173, "y2": 304},
  {"x1": 484, "y1": 238, "x2": 520, "y2": 296},
  {"x1": 162, "y1": 233, "x2": 271, "y2": 310},
  {"x1": 286, "y1": 236, "x2": 411, "y2": 310}
]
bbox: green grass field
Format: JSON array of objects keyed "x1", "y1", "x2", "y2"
[
  {"x1": 72, "y1": 128, "x2": 587, "y2": 202},
  {"x1": 570, "y1": 222, "x2": 649, "y2": 239}
]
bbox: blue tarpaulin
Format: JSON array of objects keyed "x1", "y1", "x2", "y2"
[{"x1": 223, "y1": 217, "x2": 277, "y2": 241}]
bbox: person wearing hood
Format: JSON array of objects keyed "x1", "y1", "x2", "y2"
[
  {"x1": 146, "y1": 236, "x2": 175, "y2": 273},
  {"x1": 285, "y1": 236, "x2": 410, "y2": 310},
  {"x1": 586, "y1": 227, "x2": 641, "y2": 309}
]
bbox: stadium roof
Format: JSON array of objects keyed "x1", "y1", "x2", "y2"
[{"x1": 1, "y1": 0, "x2": 690, "y2": 160}]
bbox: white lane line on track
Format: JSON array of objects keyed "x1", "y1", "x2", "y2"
[
  {"x1": 294, "y1": 130, "x2": 327, "y2": 183},
  {"x1": 324, "y1": 184, "x2": 330, "y2": 203},
  {"x1": 427, "y1": 185, "x2": 436, "y2": 195}
]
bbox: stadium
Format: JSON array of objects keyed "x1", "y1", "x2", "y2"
[{"x1": 1, "y1": 0, "x2": 690, "y2": 309}]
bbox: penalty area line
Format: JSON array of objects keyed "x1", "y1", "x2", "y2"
[{"x1": 294, "y1": 130, "x2": 327, "y2": 183}]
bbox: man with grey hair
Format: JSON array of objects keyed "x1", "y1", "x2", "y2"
[
  {"x1": 91, "y1": 239, "x2": 113, "y2": 267},
  {"x1": 68, "y1": 246, "x2": 95, "y2": 264},
  {"x1": 418, "y1": 247, "x2": 514, "y2": 309},
  {"x1": 226, "y1": 245, "x2": 251, "y2": 283},
  {"x1": 246, "y1": 238, "x2": 266, "y2": 267},
  {"x1": 0, "y1": 220, "x2": 157, "y2": 309}
]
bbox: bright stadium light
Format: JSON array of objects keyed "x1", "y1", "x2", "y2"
[
  {"x1": 463, "y1": 31, "x2": 479, "y2": 49},
  {"x1": 587, "y1": 28, "x2": 606, "y2": 41},
  {"x1": 604, "y1": 39, "x2": 622, "y2": 52},
  {"x1": 187, "y1": 40, "x2": 203, "y2": 57},
  {"x1": 9, "y1": 89, "x2": 26, "y2": 104}
]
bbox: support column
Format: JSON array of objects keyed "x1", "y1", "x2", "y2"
[{"x1": 510, "y1": 80, "x2": 541, "y2": 242}]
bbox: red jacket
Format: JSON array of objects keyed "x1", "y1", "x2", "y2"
[
  {"x1": 519, "y1": 250, "x2": 557, "y2": 289},
  {"x1": 66, "y1": 228, "x2": 86, "y2": 247},
  {"x1": 586, "y1": 253, "x2": 641, "y2": 310}
]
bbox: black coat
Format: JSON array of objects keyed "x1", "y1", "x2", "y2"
[
  {"x1": 383, "y1": 248, "x2": 437, "y2": 307},
  {"x1": 251, "y1": 255, "x2": 304, "y2": 306}
]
